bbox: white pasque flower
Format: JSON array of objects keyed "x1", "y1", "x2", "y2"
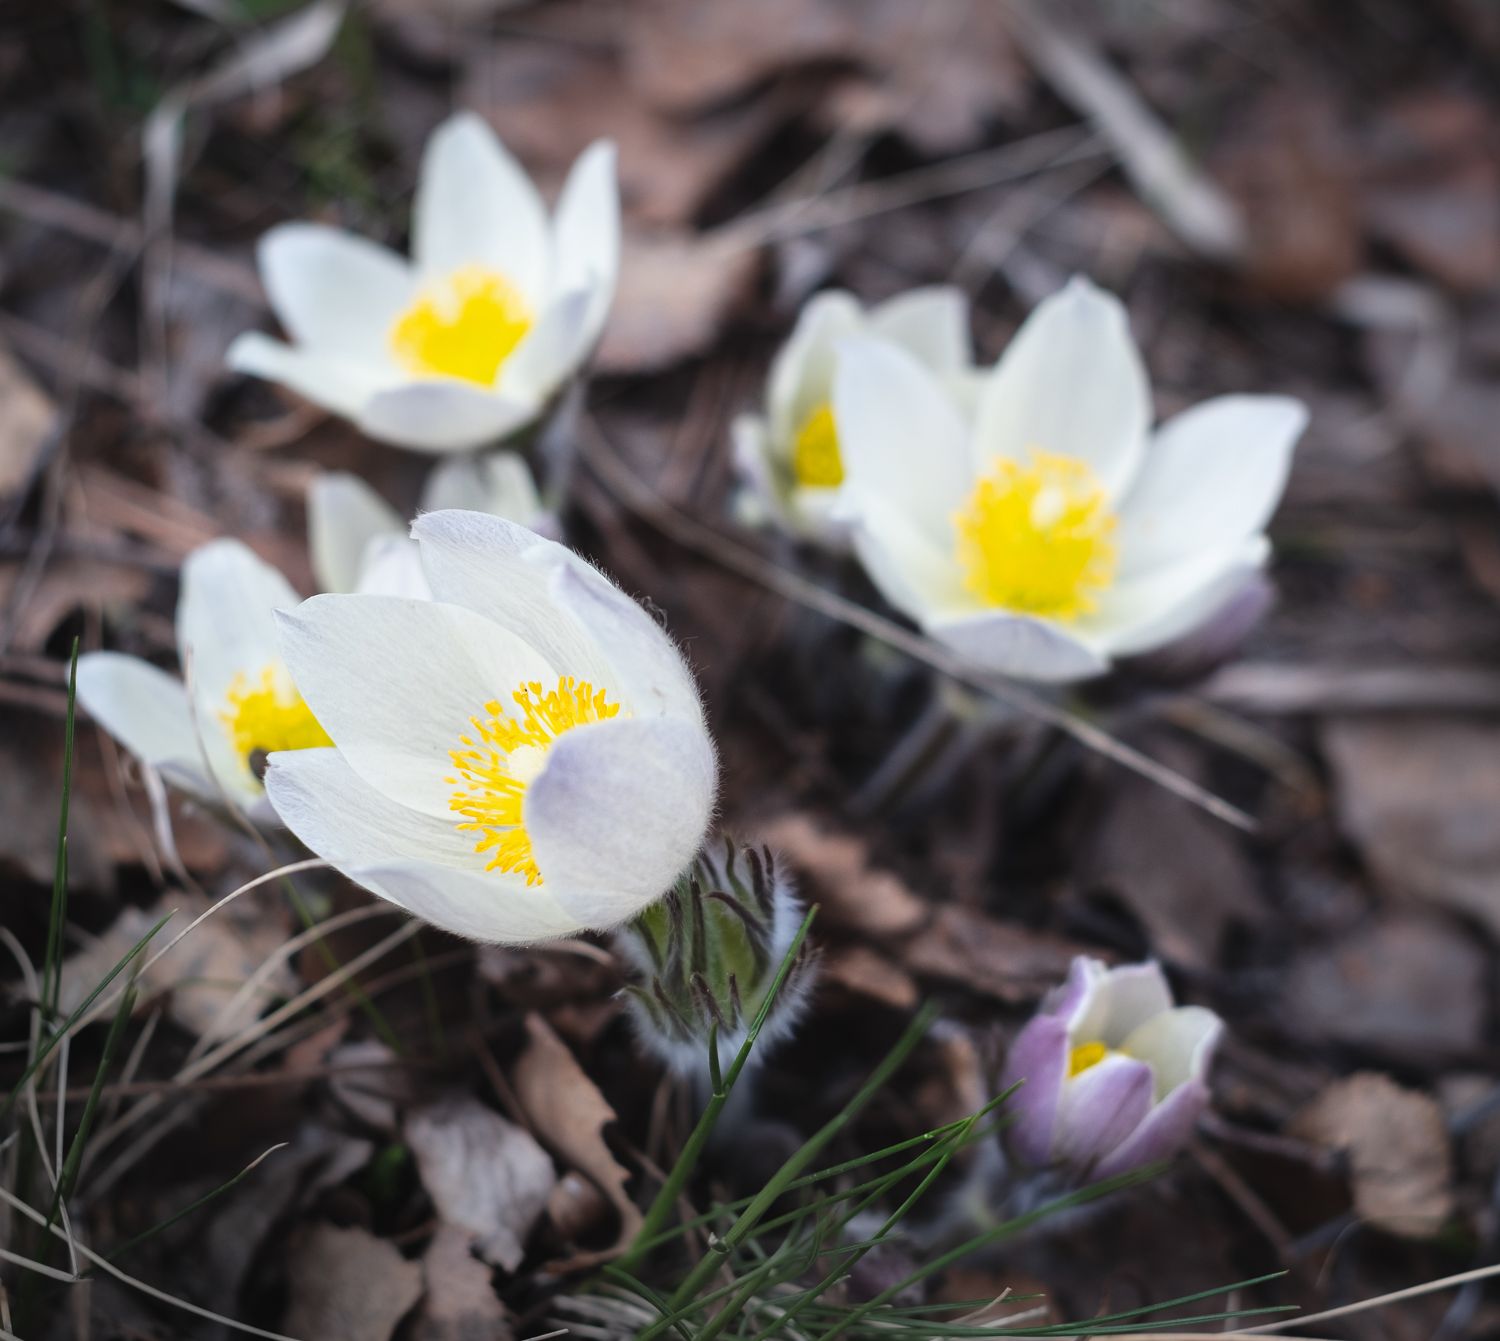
[
  {"x1": 264, "y1": 511, "x2": 718, "y2": 943},
  {"x1": 309, "y1": 453, "x2": 556, "y2": 599},
  {"x1": 228, "y1": 112, "x2": 619, "y2": 454},
  {"x1": 76, "y1": 541, "x2": 328, "y2": 817},
  {"x1": 732, "y1": 287, "x2": 975, "y2": 543},
  {"x1": 833, "y1": 277, "x2": 1308, "y2": 682}
]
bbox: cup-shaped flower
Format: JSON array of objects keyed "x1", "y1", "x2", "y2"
[
  {"x1": 615, "y1": 834, "x2": 816, "y2": 1073},
  {"x1": 832, "y1": 276, "x2": 1308, "y2": 681},
  {"x1": 264, "y1": 511, "x2": 718, "y2": 944},
  {"x1": 228, "y1": 113, "x2": 618, "y2": 453},
  {"x1": 1000, "y1": 957, "x2": 1222, "y2": 1181},
  {"x1": 76, "y1": 540, "x2": 327, "y2": 817},
  {"x1": 733, "y1": 287, "x2": 974, "y2": 545},
  {"x1": 309, "y1": 453, "x2": 555, "y2": 598}
]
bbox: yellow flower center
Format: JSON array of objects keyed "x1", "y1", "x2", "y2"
[
  {"x1": 953, "y1": 450, "x2": 1118, "y2": 620},
  {"x1": 790, "y1": 401, "x2": 844, "y2": 488},
  {"x1": 220, "y1": 664, "x2": 332, "y2": 779},
  {"x1": 1067, "y1": 1039, "x2": 1111, "y2": 1077},
  {"x1": 389, "y1": 265, "x2": 532, "y2": 386},
  {"x1": 447, "y1": 677, "x2": 621, "y2": 885}
]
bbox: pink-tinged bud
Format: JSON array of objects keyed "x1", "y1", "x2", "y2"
[{"x1": 1000, "y1": 957, "x2": 1221, "y2": 1181}]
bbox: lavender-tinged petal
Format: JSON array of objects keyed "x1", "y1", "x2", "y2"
[
  {"x1": 999, "y1": 1015, "x2": 1071, "y2": 1167},
  {"x1": 1073, "y1": 961, "x2": 1173, "y2": 1047},
  {"x1": 1052, "y1": 1055, "x2": 1154, "y2": 1173},
  {"x1": 1045, "y1": 955, "x2": 1106, "y2": 1028},
  {"x1": 1093, "y1": 1078, "x2": 1211, "y2": 1179}
]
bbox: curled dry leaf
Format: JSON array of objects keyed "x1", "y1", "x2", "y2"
[
  {"x1": 757, "y1": 813, "x2": 927, "y2": 937},
  {"x1": 1290, "y1": 1072, "x2": 1455, "y2": 1239},
  {"x1": 282, "y1": 1223, "x2": 423, "y2": 1341},
  {"x1": 822, "y1": 945, "x2": 919, "y2": 1010},
  {"x1": 904, "y1": 905, "x2": 1086, "y2": 1004},
  {"x1": 512, "y1": 1013, "x2": 642, "y2": 1261},
  {"x1": 405, "y1": 1095, "x2": 556, "y2": 1273}
]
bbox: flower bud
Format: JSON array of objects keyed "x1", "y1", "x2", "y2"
[
  {"x1": 616, "y1": 835, "x2": 816, "y2": 1074},
  {"x1": 1000, "y1": 957, "x2": 1222, "y2": 1182}
]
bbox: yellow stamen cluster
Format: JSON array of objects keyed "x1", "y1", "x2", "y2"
[
  {"x1": 389, "y1": 265, "x2": 532, "y2": 387},
  {"x1": 447, "y1": 677, "x2": 621, "y2": 885},
  {"x1": 953, "y1": 450, "x2": 1118, "y2": 620},
  {"x1": 1067, "y1": 1039, "x2": 1110, "y2": 1078},
  {"x1": 790, "y1": 401, "x2": 844, "y2": 488},
  {"x1": 220, "y1": 664, "x2": 332, "y2": 778}
]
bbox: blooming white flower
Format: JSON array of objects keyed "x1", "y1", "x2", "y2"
[
  {"x1": 76, "y1": 540, "x2": 327, "y2": 817},
  {"x1": 732, "y1": 287, "x2": 975, "y2": 544},
  {"x1": 1000, "y1": 957, "x2": 1222, "y2": 1180},
  {"x1": 833, "y1": 277, "x2": 1308, "y2": 681},
  {"x1": 309, "y1": 453, "x2": 555, "y2": 598},
  {"x1": 228, "y1": 113, "x2": 619, "y2": 453},
  {"x1": 265, "y1": 511, "x2": 718, "y2": 944}
]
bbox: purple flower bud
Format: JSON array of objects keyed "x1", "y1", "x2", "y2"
[{"x1": 1000, "y1": 957, "x2": 1221, "y2": 1181}]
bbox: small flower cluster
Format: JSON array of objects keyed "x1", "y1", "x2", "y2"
[{"x1": 78, "y1": 109, "x2": 1279, "y2": 1194}]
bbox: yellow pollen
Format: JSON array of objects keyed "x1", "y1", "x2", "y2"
[
  {"x1": 446, "y1": 676, "x2": 621, "y2": 886},
  {"x1": 1067, "y1": 1040, "x2": 1111, "y2": 1077},
  {"x1": 389, "y1": 265, "x2": 532, "y2": 386},
  {"x1": 791, "y1": 401, "x2": 844, "y2": 488},
  {"x1": 953, "y1": 449, "x2": 1117, "y2": 620},
  {"x1": 219, "y1": 664, "x2": 331, "y2": 779}
]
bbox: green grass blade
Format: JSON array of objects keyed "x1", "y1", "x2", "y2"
[{"x1": 41, "y1": 638, "x2": 79, "y2": 1021}]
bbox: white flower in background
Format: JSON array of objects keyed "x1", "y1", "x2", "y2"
[
  {"x1": 732, "y1": 287, "x2": 975, "y2": 544},
  {"x1": 265, "y1": 511, "x2": 718, "y2": 944},
  {"x1": 76, "y1": 541, "x2": 326, "y2": 816},
  {"x1": 1000, "y1": 957, "x2": 1222, "y2": 1180},
  {"x1": 309, "y1": 453, "x2": 556, "y2": 598},
  {"x1": 228, "y1": 113, "x2": 619, "y2": 453},
  {"x1": 833, "y1": 277, "x2": 1308, "y2": 681}
]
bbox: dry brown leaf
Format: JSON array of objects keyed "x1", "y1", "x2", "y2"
[
  {"x1": 0, "y1": 557, "x2": 152, "y2": 653},
  {"x1": 1282, "y1": 913, "x2": 1486, "y2": 1063},
  {"x1": 757, "y1": 814, "x2": 927, "y2": 937},
  {"x1": 903, "y1": 906, "x2": 1085, "y2": 1004},
  {"x1": 1291, "y1": 1073, "x2": 1454, "y2": 1239},
  {"x1": 413, "y1": 1223, "x2": 515, "y2": 1341},
  {"x1": 512, "y1": 1013, "x2": 642, "y2": 1258},
  {"x1": 1322, "y1": 715, "x2": 1500, "y2": 939},
  {"x1": 594, "y1": 229, "x2": 759, "y2": 374},
  {"x1": 0, "y1": 341, "x2": 53, "y2": 500},
  {"x1": 821, "y1": 945, "x2": 918, "y2": 1009},
  {"x1": 56, "y1": 888, "x2": 295, "y2": 1041},
  {"x1": 405, "y1": 1095, "x2": 555, "y2": 1272},
  {"x1": 282, "y1": 1223, "x2": 423, "y2": 1341},
  {"x1": 1083, "y1": 753, "x2": 1262, "y2": 970}
]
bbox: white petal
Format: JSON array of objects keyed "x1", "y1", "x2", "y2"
[
  {"x1": 177, "y1": 539, "x2": 300, "y2": 703},
  {"x1": 526, "y1": 715, "x2": 716, "y2": 927},
  {"x1": 308, "y1": 472, "x2": 402, "y2": 593},
  {"x1": 833, "y1": 338, "x2": 974, "y2": 546},
  {"x1": 256, "y1": 223, "x2": 413, "y2": 362},
  {"x1": 923, "y1": 609, "x2": 1108, "y2": 683},
  {"x1": 227, "y1": 333, "x2": 387, "y2": 420},
  {"x1": 421, "y1": 453, "x2": 543, "y2": 527},
  {"x1": 275, "y1": 593, "x2": 554, "y2": 817},
  {"x1": 731, "y1": 414, "x2": 792, "y2": 523},
  {"x1": 413, "y1": 112, "x2": 550, "y2": 306},
  {"x1": 498, "y1": 288, "x2": 592, "y2": 402},
  {"x1": 767, "y1": 290, "x2": 864, "y2": 448},
  {"x1": 1072, "y1": 962, "x2": 1174, "y2": 1047},
  {"x1": 551, "y1": 140, "x2": 620, "y2": 352},
  {"x1": 1088, "y1": 537, "x2": 1269, "y2": 656},
  {"x1": 867, "y1": 286, "x2": 971, "y2": 373},
  {"x1": 76, "y1": 653, "x2": 197, "y2": 773},
  {"x1": 974, "y1": 276, "x2": 1150, "y2": 497},
  {"x1": 1120, "y1": 1005, "x2": 1222, "y2": 1098},
  {"x1": 411, "y1": 510, "x2": 617, "y2": 692},
  {"x1": 843, "y1": 495, "x2": 967, "y2": 622},
  {"x1": 266, "y1": 748, "x2": 578, "y2": 942},
  {"x1": 354, "y1": 537, "x2": 431, "y2": 599},
  {"x1": 1115, "y1": 395, "x2": 1307, "y2": 577},
  {"x1": 358, "y1": 382, "x2": 538, "y2": 453}
]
